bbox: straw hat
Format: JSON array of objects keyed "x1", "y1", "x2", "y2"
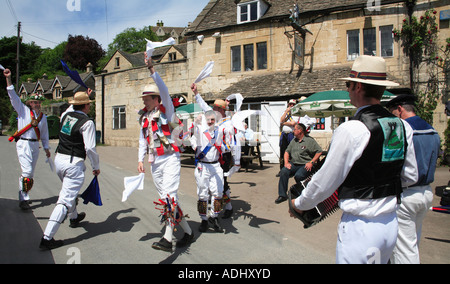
[
  {"x1": 140, "y1": 84, "x2": 160, "y2": 98},
  {"x1": 339, "y1": 55, "x2": 399, "y2": 87},
  {"x1": 26, "y1": 94, "x2": 45, "y2": 102},
  {"x1": 213, "y1": 99, "x2": 227, "y2": 110},
  {"x1": 69, "y1": 91, "x2": 93, "y2": 105}
]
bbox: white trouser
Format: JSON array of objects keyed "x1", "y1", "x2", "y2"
[
  {"x1": 150, "y1": 152, "x2": 192, "y2": 241},
  {"x1": 151, "y1": 152, "x2": 181, "y2": 201},
  {"x1": 43, "y1": 154, "x2": 86, "y2": 240},
  {"x1": 195, "y1": 162, "x2": 224, "y2": 200},
  {"x1": 336, "y1": 211, "x2": 398, "y2": 264},
  {"x1": 195, "y1": 162, "x2": 224, "y2": 219},
  {"x1": 16, "y1": 140, "x2": 40, "y2": 201},
  {"x1": 390, "y1": 185, "x2": 433, "y2": 264}
]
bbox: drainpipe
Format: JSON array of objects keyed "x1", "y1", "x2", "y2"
[{"x1": 406, "y1": 0, "x2": 416, "y2": 91}]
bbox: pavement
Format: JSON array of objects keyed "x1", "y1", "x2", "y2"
[{"x1": 0, "y1": 135, "x2": 449, "y2": 264}]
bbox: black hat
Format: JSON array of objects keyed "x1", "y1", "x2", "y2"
[{"x1": 385, "y1": 94, "x2": 417, "y2": 109}]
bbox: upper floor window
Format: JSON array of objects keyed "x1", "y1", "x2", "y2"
[
  {"x1": 347, "y1": 30, "x2": 360, "y2": 61},
  {"x1": 237, "y1": 0, "x2": 269, "y2": 24},
  {"x1": 363, "y1": 28, "x2": 376, "y2": 56},
  {"x1": 231, "y1": 42, "x2": 268, "y2": 72},
  {"x1": 347, "y1": 25, "x2": 394, "y2": 60},
  {"x1": 380, "y1": 25, "x2": 394, "y2": 57}
]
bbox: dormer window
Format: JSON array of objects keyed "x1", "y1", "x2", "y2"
[{"x1": 237, "y1": 0, "x2": 269, "y2": 24}]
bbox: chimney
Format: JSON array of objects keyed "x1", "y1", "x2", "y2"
[
  {"x1": 27, "y1": 78, "x2": 33, "y2": 83},
  {"x1": 86, "y1": 62, "x2": 93, "y2": 73},
  {"x1": 42, "y1": 73, "x2": 48, "y2": 79}
]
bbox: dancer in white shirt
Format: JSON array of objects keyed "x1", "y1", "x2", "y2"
[
  {"x1": 190, "y1": 109, "x2": 225, "y2": 232},
  {"x1": 40, "y1": 91, "x2": 100, "y2": 250},
  {"x1": 3, "y1": 68, "x2": 51, "y2": 210},
  {"x1": 290, "y1": 56, "x2": 418, "y2": 264},
  {"x1": 138, "y1": 58, "x2": 193, "y2": 252}
]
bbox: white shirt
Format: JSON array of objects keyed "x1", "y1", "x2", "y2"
[
  {"x1": 295, "y1": 113, "x2": 418, "y2": 218},
  {"x1": 58, "y1": 105, "x2": 100, "y2": 171},
  {"x1": 7, "y1": 85, "x2": 49, "y2": 149}
]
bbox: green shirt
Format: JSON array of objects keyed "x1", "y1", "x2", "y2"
[{"x1": 286, "y1": 136, "x2": 322, "y2": 165}]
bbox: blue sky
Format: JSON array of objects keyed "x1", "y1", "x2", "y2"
[{"x1": 0, "y1": 0, "x2": 210, "y2": 50}]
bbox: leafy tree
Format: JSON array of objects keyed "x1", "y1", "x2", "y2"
[
  {"x1": 393, "y1": 9, "x2": 449, "y2": 125},
  {"x1": 107, "y1": 26, "x2": 160, "y2": 55},
  {"x1": 0, "y1": 36, "x2": 43, "y2": 124},
  {"x1": 63, "y1": 35, "x2": 105, "y2": 71}
]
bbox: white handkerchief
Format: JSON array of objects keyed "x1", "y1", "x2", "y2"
[
  {"x1": 146, "y1": 37, "x2": 176, "y2": 58},
  {"x1": 122, "y1": 173, "x2": 145, "y2": 202},
  {"x1": 45, "y1": 157, "x2": 55, "y2": 172},
  {"x1": 0, "y1": 64, "x2": 5, "y2": 71},
  {"x1": 194, "y1": 61, "x2": 215, "y2": 83}
]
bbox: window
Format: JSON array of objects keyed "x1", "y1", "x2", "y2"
[
  {"x1": 380, "y1": 25, "x2": 394, "y2": 57},
  {"x1": 244, "y1": 44, "x2": 254, "y2": 71},
  {"x1": 115, "y1": 57, "x2": 120, "y2": 69},
  {"x1": 113, "y1": 106, "x2": 126, "y2": 130},
  {"x1": 238, "y1": 1, "x2": 259, "y2": 24},
  {"x1": 55, "y1": 88, "x2": 62, "y2": 99},
  {"x1": 169, "y1": 52, "x2": 177, "y2": 61},
  {"x1": 231, "y1": 46, "x2": 241, "y2": 72},
  {"x1": 231, "y1": 42, "x2": 268, "y2": 72},
  {"x1": 257, "y1": 42, "x2": 268, "y2": 70},
  {"x1": 363, "y1": 28, "x2": 376, "y2": 56},
  {"x1": 347, "y1": 30, "x2": 360, "y2": 60}
]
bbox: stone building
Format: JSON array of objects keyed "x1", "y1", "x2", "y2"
[{"x1": 95, "y1": 0, "x2": 449, "y2": 163}]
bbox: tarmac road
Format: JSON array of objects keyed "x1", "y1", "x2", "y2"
[{"x1": 0, "y1": 135, "x2": 449, "y2": 264}]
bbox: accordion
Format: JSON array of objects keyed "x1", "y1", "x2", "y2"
[{"x1": 288, "y1": 156, "x2": 340, "y2": 229}]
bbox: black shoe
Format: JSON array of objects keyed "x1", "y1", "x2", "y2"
[
  {"x1": 209, "y1": 217, "x2": 223, "y2": 233},
  {"x1": 275, "y1": 196, "x2": 287, "y2": 204},
  {"x1": 39, "y1": 237, "x2": 64, "y2": 250},
  {"x1": 69, "y1": 212, "x2": 86, "y2": 228},
  {"x1": 222, "y1": 209, "x2": 233, "y2": 219},
  {"x1": 19, "y1": 201, "x2": 31, "y2": 210},
  {"x1": 152, "y1": 238, "x2": 172, "y2": 252},
  {"x1": 199, "y1": 220, "x2": 208, "y2": 232},
  {"x1": 176, "y1": 232, "x2": 195, "y2": 248}
]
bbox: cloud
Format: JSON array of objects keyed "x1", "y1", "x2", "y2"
[{"x1": 1, "y1": 0, "x2": 209, "y2": 49}]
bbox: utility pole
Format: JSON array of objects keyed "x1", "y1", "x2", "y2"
[{"x1": 16, "y1": 21, "x2": 21, "y2": 92}]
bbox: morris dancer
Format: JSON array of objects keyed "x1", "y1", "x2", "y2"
[
  {"x1": 3, "y1": 68, "x2": 51, "y2": 210},
  {"x1": 290, "y1": 56, "x2": 418, "y2": 264},
  {"x1": 138, "y1": 58, "x2": 193, "y2": 252},
  {"x1": 190, "y1": 102, "x2": 225, "y2": 232},
  {"x1": 386, "y1": 94, "x2": 441, "y2": 264},
  {"x1": 40, "y1": 91, "x2": 100, "y2": 250},
  {"x1": 190, "y1": 83, "x2": 241, "y2": 219}
]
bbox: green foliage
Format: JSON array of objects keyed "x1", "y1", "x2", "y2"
[
  {"x1": 107, "y1": 26, "x2": 160, "y2": 55},
  {"x1": 64, "y1": 35, "x2": 105, "y2": 71},
  {"x1": 393, "y1": 9, "x2": 439, "y2": 68}
]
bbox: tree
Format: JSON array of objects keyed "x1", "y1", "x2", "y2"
[
  {"x1": 63, "y1": 35, "x2": 105, "y2": 71},
  {"x1": 0, "y1": 36, "x2": 43, "y2": 124},
  {"x1": 107, "y1": 26, "x2": 160, "y2": 55},
  {"x1": 393, "y1": 9, "x2": 448, "y2": 125}
]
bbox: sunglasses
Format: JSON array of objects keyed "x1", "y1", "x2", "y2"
[{"x1": 345, "y1": 81, "x2": 352, "y2": 88}]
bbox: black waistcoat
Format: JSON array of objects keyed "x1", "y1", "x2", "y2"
[
  {"x1": 57, "y1": 112, "x2": 90, "y2": 160},
  {"x1": 338, "y1": 105, "x2": 406, "y2": 201}
]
